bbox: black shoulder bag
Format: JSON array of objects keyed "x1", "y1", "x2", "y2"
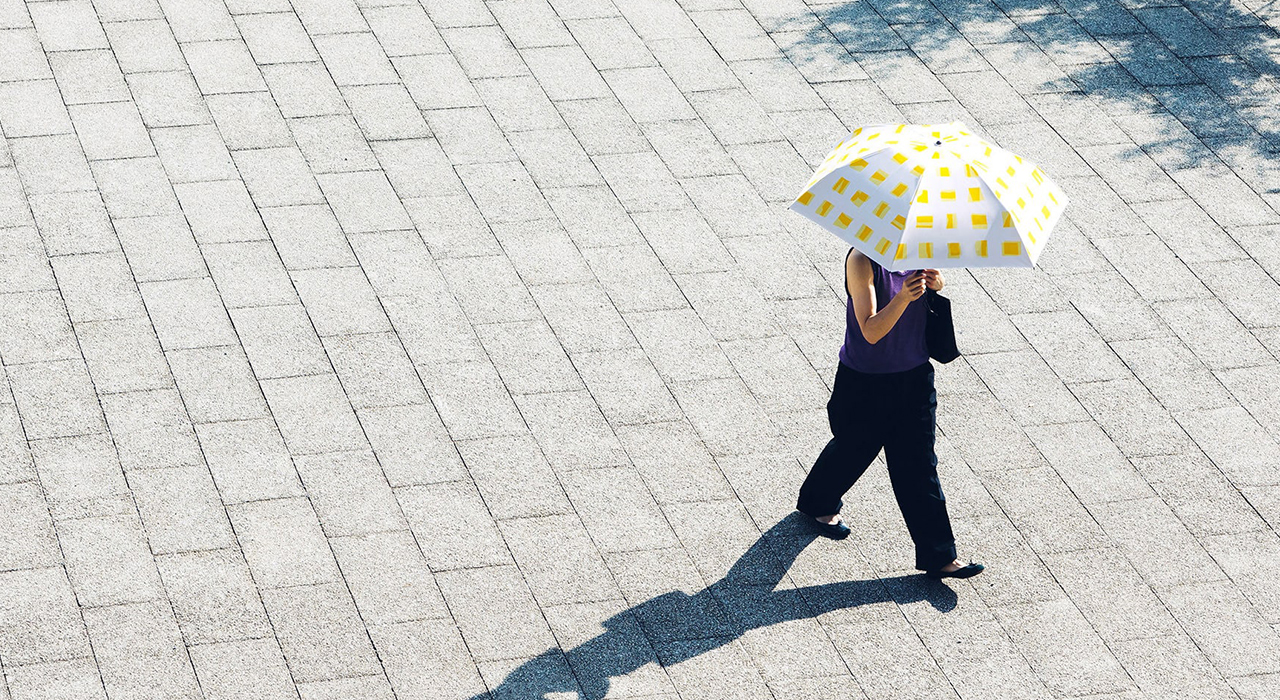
[{"x1": 923, "y1": 288, "x2": 960, "y2": 363}]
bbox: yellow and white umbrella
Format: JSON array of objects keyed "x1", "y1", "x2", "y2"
[{"x1": 789, "y1": 122, "x2": 1069, "y2": 270}]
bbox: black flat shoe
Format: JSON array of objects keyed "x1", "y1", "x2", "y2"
[
  {"x1": 808, "y1": 517, "x2": 851, "y2": 540},
  {"x1": 926, "y1": 562, "x2": 984, "y2": 579}
]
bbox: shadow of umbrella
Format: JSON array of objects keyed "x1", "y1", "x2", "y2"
[{"x1": 473, "y1": 513, "x2": 959, "y2": 699}]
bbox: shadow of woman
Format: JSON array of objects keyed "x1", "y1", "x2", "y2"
[{"x1": 473, "y1": 512, "x2": 959, "y2": 699}]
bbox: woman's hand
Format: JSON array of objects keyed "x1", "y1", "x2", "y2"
[
  {"x1": 923, "y1": 269, "x2": 944, "y2": 291},
  {"x1": 893, "y1": 271, "x2": 927, "y2": 306}
]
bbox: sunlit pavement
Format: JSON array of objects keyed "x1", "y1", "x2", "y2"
[{"x1": 1, "y1": 0, "x2": 1279, "y2": 697}]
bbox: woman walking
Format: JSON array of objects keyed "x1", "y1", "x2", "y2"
[{"x1": 797, "y1": 247, "x2": 983, "y2": 580}]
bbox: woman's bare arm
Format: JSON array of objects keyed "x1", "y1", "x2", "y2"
[{"x1": 847, "y1": 251, "x2": 925, "y2": 345}]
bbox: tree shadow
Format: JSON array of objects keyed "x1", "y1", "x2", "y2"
[
  {"x1": 779, "y1": 0, "x2": 1280, "y2": 201},
  {"x1": 474, "y1": 512, "x2": 958, "y2": 699}
]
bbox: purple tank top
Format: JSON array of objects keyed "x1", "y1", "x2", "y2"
[{"x1": 838, "y1": 251, "x2": 929, "y2": 373}]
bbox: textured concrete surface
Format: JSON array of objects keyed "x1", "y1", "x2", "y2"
[{"x1": 1, "y1": 0, "x2": 1280, "y2": 697}]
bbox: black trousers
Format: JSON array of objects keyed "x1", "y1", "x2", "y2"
[{"x1": 796, "y1": 361, "x2": 957, "y2": 571}]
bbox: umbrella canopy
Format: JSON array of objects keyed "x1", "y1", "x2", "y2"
[{"x1": 788, "y1": 122, "x2": 1069, "y2": 270}]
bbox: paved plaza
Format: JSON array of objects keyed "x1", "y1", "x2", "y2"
[{"x1": 2, "y1": 0, "x2": 1280, "y2": 697}]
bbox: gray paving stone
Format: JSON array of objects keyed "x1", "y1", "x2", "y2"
[
  {"x1": 0, "y1": 28, "x2": 53, "y2": 82},
  {"x1": 772, "y1": 29, "x2": 867, "y2": 85},
  {"x1": 182, "y1": 40, "x2": 266, "y2": 96},
  {"x1": 1110, "y1": 336, "x2": 1236, "y2": 411},
  {"x1": 382, "y1": 294, "x2": 488, "y2": 366},
  {"x1": 0, "y1": 81, "x2": 73, "y2": 138},
  {"x1": 294, "y1": 449, "x2": 405, "y2": 536},
  {"x1": 1132, "y1": 198, "x2": 1248, "y2": 264},
  {"x1": 490, "y1": 0, "x2": 573, "y2": 49},
  {"x1": 290, "y1": 115, "x2": 380, "y2": 174},
  {"x1": 624, "y1": 307, "x2": 734, "y2": 382},
  {"x1": 330, "y1": 530, "x2": 448, "y2": 625},
  {"x1": 156, "y1": 0, "x2": 237, "y2": 42},
  {"x1": 824, "y1": 602, "x2": 960, "y2": 699},
  {"x1": 937, "y1": 390, "x2": 1048, "y2": 472},
  {"x1": 1176, "y1": 406, "x2": 1280, "y2": 487},
  {"x1": 0, "y1": 482, "x2": 59, "y2": 571},
  {"x1": 138, "y1": 276, "x2": 236, "y2": 350},
  {"x1": 1071, "y1": 376, "x2": 1196, "y2": 457},
  {"x1": 992, "y1": 597, "x2": 1133, "y2": 696},
  {"x1": 1170, "y1": 165, "x2": 1280, "y2": 228},
  {"x1": 392, "y1": 54, "x2": 483, "y2": 111},
  {"x1": 325, "y1": 333, "x2": 426, "y2": 409},
  {"x1": 188, "y1": 638, "x2": 297, "y2": 700},
  {"x1": 1114, "y1": 633, "x2": 1237, "y2": 700},
  {"x1": 490, "y1": 219, "x2": 595, "y2": 286},
  {"x1": 0, "y1": 226, "x2": 57, "y2": 294},
  {"x1": 397, "y1": 480, "x2": 511, "y2": 570},
  {"x1": 1203, "y1": 530, "x2": 1280, "y2": 624},
  {"x1": 205, "y1": 98, "x2": 286, "y2": 150},
  {"x1": 1010, "y1": 309, "x2": 1129, "y2": 383},
  {"x1": 455, "y1": 161, "x2": 556, "y2": 223},
  {"x1": 500, "y1": 513, "x2": 618, "y2": 606},
  {"x1": 967, "y1": 350, "x2": 1090, "y2": 426},
  {"x1": 475, "y1": 75, "x2": 564, "y2": 135},
  {"x1": 99, "y1": 388, "x2": 204, "y2": 471},
  {"x1": 112, "y1": 215, "x2": 201, "y2": 284},
  {"x1": 27, "y1": 433, "x2": 130, "y2": 521},
  {"x1": 571, "y1": 347, "x2": 682, "y2": 426},
  {"x1": 235, "y1": 11, "x2": 317, "y2": 64},
  {"x1": 291, "y1": 0, "x2": 366, "y2": 33},
  {"x1": 290, "y1": 267, "x2": 391, "y2": 336},
  {"x1": 1154, "y1": 297, "x2": 1272, "y2": 369},
  {"x1": 201, "y1": 241, "x2": 296, "y2": 310},
  {"x1": 261, "y1": 582, "x2": 382, "y2": 683},
  {"x1": 0, "y1": 290, "x2": 79, "y2": 365},
  {"x1": 1193, "y1": 258, "x2": 1280, "y2": 328},
  {"x1": 225, "y1": 497, "x2": 341, "y2": 588},
  {"x1": 126, "y1": 71, "x2": 211, "y2": 130},
  {"x1": 229, "y1": 304, "x2": 328, "y2": 380},
  {"x1": 1025, "y1": 420, "x2": 1155, "y2": 502},
  {"x1": 562, "y1": 466, "x2": 679, "y2": 552},
  {"x1": 442, "y1": 25, "x2": 528, "y2": 80},
  {"x1": 364, "y1": 6, "x2": 445, "y2": 54},
  {"x1": 260, "y1": 373, "x2": 367, "y2": 454},
  {"x1": 980, "y1": 468, "x2": 1111, "y2": 554},
  {"x1": 0, "y1": 567, "x2": 91, "y2": 665},
  {"x1": 474, "y1": 320, "x2": 580, "y2": 396},
  {"x1": 49, "y1": 252, "x2": 145, "y2": 324},
  {"x1": 1098, "y1": 33, "x2": 1199, "y2": 87},
  {"x1": 515, "y1": 389, "x2": 629, "y2": 470},
  {"x1": 4, "y1": 657, "x2": 107, "y2": 700},
  {"x1": 259, "y1": 204, "x2": 355, "y2": 270},
  {"x1": 356, "y1": 403, "x2": 466, "y2": 487},
  {"x1": 130, "y1": 465, "x2": 235, "y2": 553},
  {"x1": 632, "y1": 209, "x2": 734, "y2": 275},
  {"x1": 7, "y1": 359, "x2": 105, "y2": 440},
  {"x1": 229, "y1": 148, "x2": 324, "y2": 207},
  {"x1": 59, "y1": 513, "x2": 166, "y2": 606},
  {"x1": 540, "y1": 189, "x2": 639, "y2": 250},
  {"x1": 165, "y1": 347, "x2": 268, "y2": 426},
  {"x1": 436, "y1": 564, "x2": 556, "y2": 662},
  {"x1": 1231, "y1": 673, "x2": 1280, "y2": 700},
  {"x1": 258, "y1": 63, "x2": 345, "y2": 119},
  {"x1": 154, "y1": 548, "x2": 271, "y2": 644},
  {"x1": 82, "y1": 602, "x2": 201, "y2": 700},
  {"x1": 365, "y1": 620, "x2": 485, "y2": 700},
  {"x1": 1095, "y1": 496, "x2": 1226, "y2": 588},
  {"x1": 1160, "y1": 579, "x2": 1280, "y2": 677},
  {"x1": 9, "y1": 134, "x2": 95, "y2": 195},
  {"x1": 171, "y1": 180, "x2": 268, "y2": 246}
]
